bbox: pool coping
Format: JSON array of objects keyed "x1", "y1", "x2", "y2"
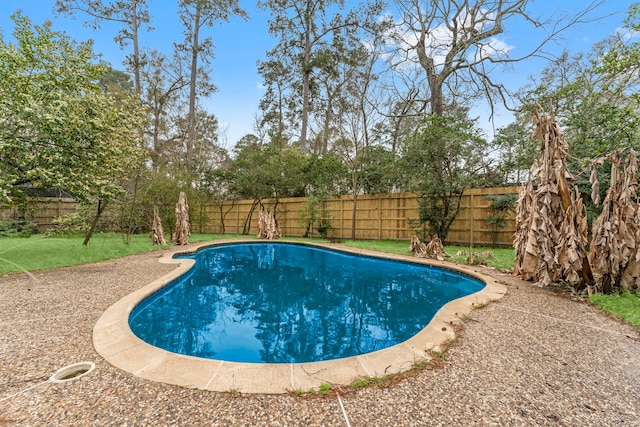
[{"x1": 93, "y1": 239, "x2": 507, "y2": 394}]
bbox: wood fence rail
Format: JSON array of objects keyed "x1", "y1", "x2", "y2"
[
  {"x1": 2, "y1": 187, "x2": 521, "y2": 246},
  {"x1": 0, "y1": 198, "x2": 77, "y2": 233},
  {"x1": 204, "y1": 186, "x2": 521, "y2": 247}
]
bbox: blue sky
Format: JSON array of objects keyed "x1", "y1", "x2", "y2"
[{"x1": 0, "y1": 0, "x2": 632, "y2": 146}]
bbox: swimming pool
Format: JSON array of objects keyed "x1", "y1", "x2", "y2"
[
  {"x1": 93, "y1": 239, "x2": 506, "y2": 393},
  {"x1": 129, "y1": 242, "x2": 485, "y2": 363}
]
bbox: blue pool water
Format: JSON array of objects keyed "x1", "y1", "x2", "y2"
[{"x1": 129, "y1": 242, "x2": 485, "y2": 363}]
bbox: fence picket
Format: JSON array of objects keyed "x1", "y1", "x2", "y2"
[{"x1": 2, "y1": 187, "x2": 520, "y2": 246}]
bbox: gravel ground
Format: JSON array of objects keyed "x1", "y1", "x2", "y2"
[{"x1": 0, "y1": 245, "x2": 639, "y2": 426}]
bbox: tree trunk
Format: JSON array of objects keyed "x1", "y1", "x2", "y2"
[
  {"x1": 351, "y1": 193, "x2": 357, "y2": 240},
  {"x1": 124, "y1": 159, "x2": 143, "y2": 244},
  {"x1": 126, "y1": 0, "x2": 145, "y2": 244},
  {"x1": 321, "y1": 90, "x2": 334, "y2": 154},
  {"x1": 187, "y1": 2, "x2": 201, "y2": 169},
  {"x1": 217, "y1": 200, "x2": 236, "y2": 234},
  {"x1": 132, "y1": 0, "x2": 141, "y2": 96},
  {"x1": 218, "y1": 205, "x2": 226, "y2": 234},
  {"x1": 299, "y1": 5, "x2": 312, "y2": 152},
  {"x1": 300, "y1": 58, "x2": 310, "y2": 151},
  {"x1": 83, "y1": 199, "x2": 106, "y2": 245},
  {"x1": 242, "y1": 199, "x2": 260, "y2": 235},
  {"x1": 416, "y1": 32, "x2": 445, "y2": 117},
  {"x1": 351, "y1": 168, "x2": 358, "y2": 240},
  {"x1": 428, "y1": 75, "x2": 444, "y2": 116}
]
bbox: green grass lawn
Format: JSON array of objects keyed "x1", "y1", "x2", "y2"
[
  {"x1": 0, "y1": 233, "x2": 240, "y2": 275},
  {"x1": 589, "y1": 291, "x2": 640, "y2": 329},
  {"x1": 339, "y1": 239, "x2": 515, "y2": 271},
  {"x1": 1, "y1": 233, "x2": 637, "y2": 330}
]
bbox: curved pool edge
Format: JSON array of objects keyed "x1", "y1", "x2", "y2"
[{"x1": 93, "y1": 238, "x2": 507, "y2": 394}]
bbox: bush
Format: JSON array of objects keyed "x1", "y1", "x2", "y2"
[
  {"x1": 483, "y1": 194, "x2": 517, "y2": 245},
  {"x1": 299, "y1": 196, "x2": 333, "y2": 238},
  {"x1": 0, "y1": 218, "x2": 39, "y2": 237},
  {"x1": 316, "y1": 221, "x2": 332, "y2": 239},
  {"x1": 45, "y1": 212, "x2": 89, "y2": 237}
]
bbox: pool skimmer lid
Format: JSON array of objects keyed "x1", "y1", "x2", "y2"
[{"x1": 50, "y1": 362, "x2": 95, "y2": 383}]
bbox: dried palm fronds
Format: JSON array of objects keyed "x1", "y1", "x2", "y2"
[
  {"x1": 512, "y1": 104, "x2": 592, "y2": 288},
  {"x1": 589, "y1": 150, "x2": 640, "y2": 293},
  {"x1": 589, "y1": 157, "x2": 605, "y2": 205},
  {"x1": 257, "y1": 210, "x2": 281, "y2": 240},
  {"x1": 513, "y1": 161, "x2": 538, "y2": 280},
  {"x1": 425, "y1": 235, "x2": 449, "y2": 261},
  {"x1": 455, "y1": 249, "x2": 496, "y2": 266},
  {"x1": 410, "y1": 235, "x2": 449, "y2": 260},
  {"x1": 556, "y1": 187, "x2": 589, "y2": 284},
  {"x1": 409, "y1": 234, "x2": 427, "y2": 257},
  {"x1": 151, "y1": 205, "x2": 166, "y2": 246},
  {"x1": 171, "y1": 192, "x2": 190, "y2": 245}
]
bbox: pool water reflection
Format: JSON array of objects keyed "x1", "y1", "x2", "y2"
[{"x1": 129, "y1": 242, "x2": 484, "y2": 363}]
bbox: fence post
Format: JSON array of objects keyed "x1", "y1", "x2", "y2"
[
  {"x1": 280, "y1": 200, "x2": 286, "y2": 236},
  {"x1": 340, "y1": 198, "x2": 344, "y2": 240},
  {"x1": 469, "y1": 193, "x2": 474, "y2": 247},
  {"x1": 236, "y1": 202, "x2": 240, "y2": 234},
  {"x1": 378, "y1": 197, "x2": 382, "y2": 240}
]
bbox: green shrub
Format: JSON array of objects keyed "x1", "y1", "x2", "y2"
[
  {"x1": 316, "y1": 220, "x2": 332, "y2": 239},
  {"x1": 0, "y1": 218, "x2": 38, "y2": 237},
  {"x1": 483, "y1": 194, "x2": 517, "y2": 245},
  {"x1": 299, "y1": 196, "x2": 333, "y2": 238},
  {"x1": 45, "y1": 212, "x2": 89, "y2": 237}
]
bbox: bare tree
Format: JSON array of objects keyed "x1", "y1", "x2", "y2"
[
  {"x1": 259, "y1": 0, "x2": 387, "y2": 151},
  {"x1": 139, "y1": 49, "x2": 190, "y2": 171},
  {"x1": 177, "y1": 0, "x2": 247, "y2": 170},
  {"x1": 257, "y1": 58, "x2": 294, "y2": 145},
  {"x1": 333, "y1": 42, "x2": 385, "y2": 239},
  {"x1": 389, "y1": 0, "x2": 607, "y2": 117}
]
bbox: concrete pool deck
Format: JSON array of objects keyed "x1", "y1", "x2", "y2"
[
  {"x1": 1, "y1": 239, "x2": 639, "y2": 425},
  {"x1": 93, "y1": 239, "x2": 507, "y2": 394}
]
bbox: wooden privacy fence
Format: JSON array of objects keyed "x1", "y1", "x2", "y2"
[
  {"x1": 204, "y1": 186, "x2": 521, "y2": 246},
  {"x1": 0, "y1": 198, "x2": 77, "y2": 233},
  {"x1": 5, "y1": 187, "x2": 521, "y2": 245}
]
